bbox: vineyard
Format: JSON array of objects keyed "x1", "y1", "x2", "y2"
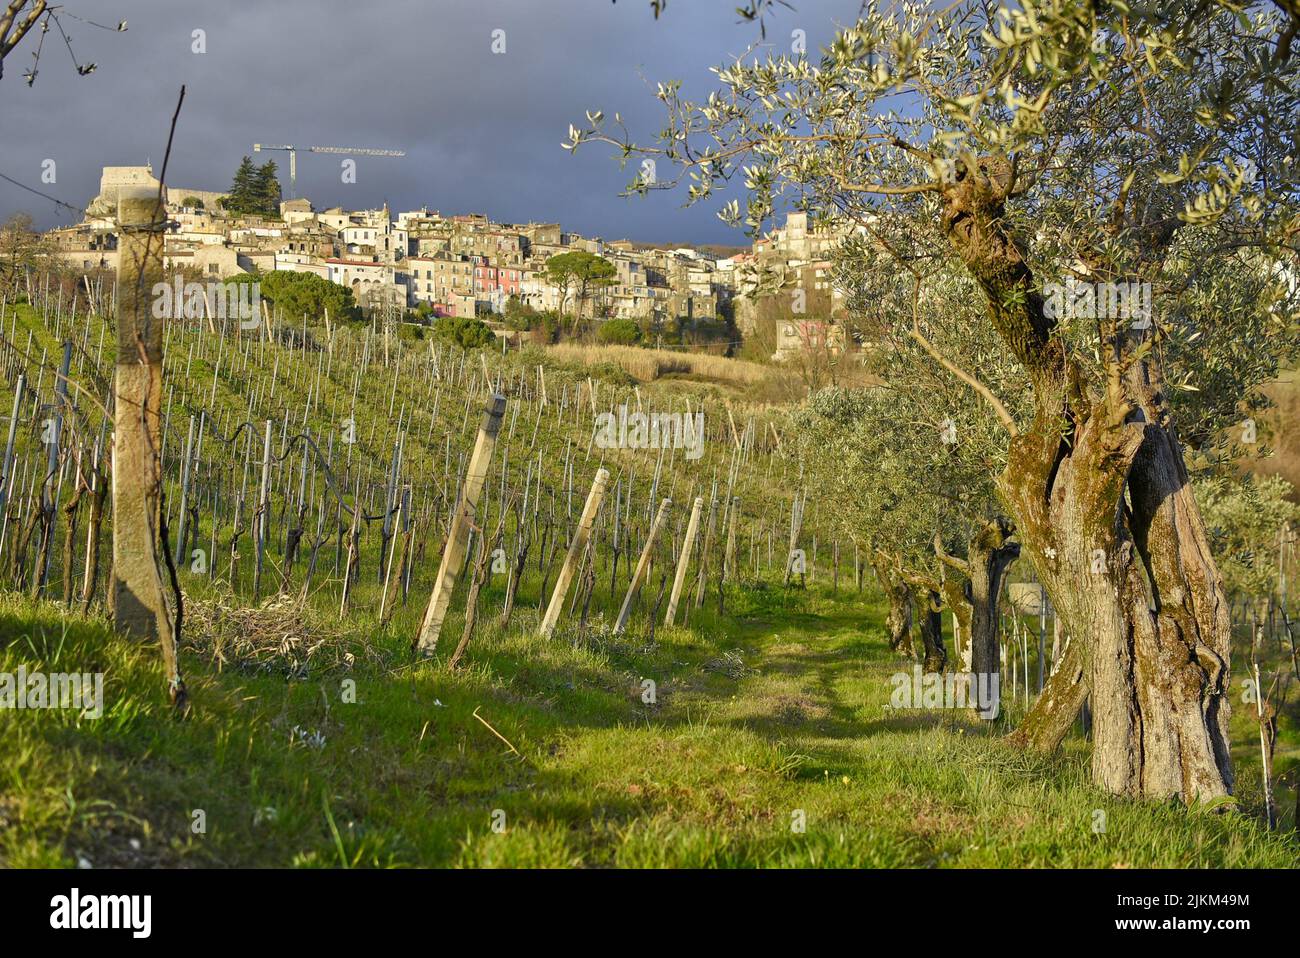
[{"x1": 0, "y1": 266, "x2": 1296, "y2": 868}]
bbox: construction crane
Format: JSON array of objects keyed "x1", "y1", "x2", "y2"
[{"x1": 251, "y1": 144, "x2": 406, "y2": 197}]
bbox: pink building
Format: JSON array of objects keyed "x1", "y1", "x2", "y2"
[{"x1": 472, "y1": 259, "x2": 522, "y2": 300}]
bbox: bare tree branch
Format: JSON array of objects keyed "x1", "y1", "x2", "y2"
[
  {"x1": 0, "y1": 0, "x2": 47, "y2": 80},
  {"x1": 908, "y1": 326, "x2": 1019, "y2": 438}
]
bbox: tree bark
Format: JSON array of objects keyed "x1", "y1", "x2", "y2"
[
  {"x1": 916, "y1": 587, "x2": 946, "y2": 674},
  {"x1": 967, "y1": 519, "x2": 1019, "y2": 683},
  {"x1": 1008, "y1": 636, "x2": 1087, "y2": 749},
  {"x1": 872, "y1": 552, "x2": 915, "y2": 658},
  {"x1": 941, "y1": 154, "x2": 1233, "y2": 802}
]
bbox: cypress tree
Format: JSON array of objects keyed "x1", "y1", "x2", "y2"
[
  {"x1": 226, "y1": 156, "x2": 258, "y2": 214},
  {"x1": 254, "y1": 160, "x2": 281, "y2": 216}
]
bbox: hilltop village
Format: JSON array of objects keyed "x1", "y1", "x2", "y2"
[{"x1": 43, "y1": 164, "x2": 855, "y2": 359}]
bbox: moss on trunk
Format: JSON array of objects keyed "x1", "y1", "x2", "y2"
[
  {"x1": 873, "y1": 552, "x2": 915, "y2": 658},
  {"x1": 940, "y1": 153, "x2": 1233, "y2": 802}
]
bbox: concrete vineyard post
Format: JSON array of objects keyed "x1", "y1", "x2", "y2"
[
  {"x1": 172, "y1": 415, "x2": 196, "y2": 566},
  {"x1": 0, "y1": 374, "x2": 25, "y2": 519},
  {"x1": 32, "y1": 343, "x2": 71, "y2": 597},
  {"x1": 111, "y1": 189, "x2": 168, "y2": 642},
  {"x1": 252, "y1": 419, "x2": 272, "y2": 602},
  {"x1": 110, "y1": 188, "x2": 186, "y2": 708}
]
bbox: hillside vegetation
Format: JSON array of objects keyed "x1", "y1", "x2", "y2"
[{"x1": 0, "y1": 288, "x2": 1295, "y2": 867}]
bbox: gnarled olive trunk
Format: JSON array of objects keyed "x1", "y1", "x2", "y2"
[
  {"x1": 999, "y1": 406, "x2": 1233, "y2": 799},
  {"x1": 1008, "y1": 635, "x2": 1087, "y2": 749},
  {"x1": 916, "y1": 587, "x2": 946, "y2": 674},
  {"x1": 938, "y1": 519, "x2": 1020, "y2": 719},
  {"x1": 872, "y1": 552, "x2": 915, "y2": 657},
  {"x1": 941, "y1": 155, "x2": 1233, "y2": 802},
  {"x1": 968, "y1": 519, "x2": 1019, "y2": 702},
  {"x1": 937, "y1": 572, "x2": 971, "y2": 672}
]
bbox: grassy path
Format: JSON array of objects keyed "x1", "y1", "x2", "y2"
[
  {"x1": 1, "y1": 585, "x2": 1297, "y2": 867},
  {"x1": 489, "y1": 588, "x2": 1298, "y2": 867}
]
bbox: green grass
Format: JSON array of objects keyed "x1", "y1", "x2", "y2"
[{"x1": 2, "y1": 579, "x2": 1296, "y2": 868}]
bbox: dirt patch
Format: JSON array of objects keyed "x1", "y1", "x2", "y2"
[
  {"x1": 703, "y1": 650, "x2": 753, "y2": 679},
  {"x1": 772, "y1": 694, "x2": 831, "y2": 724},
  {"x1": 890, "y1": 792, "x2": 975, "y2": 839},
  {"x1": 767, "y1": 642, "x2": 809, "y2": 657}
]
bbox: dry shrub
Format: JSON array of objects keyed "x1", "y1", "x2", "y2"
[
  {"x1": 184, "y1": 591, "x2": 369, "y2": 676},
  {"x1": 703, "y1": 649, "x2": 753, "y2": 679},
  {"x1": 545, "y1": 343, "x2": 775, "y2": 388},
  {"x1": 1253, "y1": 371, "x2": 1300, "y2": 500}
]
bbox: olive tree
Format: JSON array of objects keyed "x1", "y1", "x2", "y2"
[
  {"x1": 794, "y1": 256, "x2": 1029, "y2": 708},
  {"x1": 1198, "y1": 473, "x2": 1300, "y2": 613},
  {"x1": 570, "y1": 1, "x2": 1300, "y2": 801}
]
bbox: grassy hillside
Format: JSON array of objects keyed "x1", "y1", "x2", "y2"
[
  {"x1": 4, "y1": 583, "x2": 1296, "y2": 868},
  {"x1": 0, "y1": 292, "x2": 1296, "y2": 867}
]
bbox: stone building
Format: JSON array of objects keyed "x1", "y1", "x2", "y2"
[
  {"x1": 86, "y1": 165, "x2": 225, "y2": 218},
  {"x1": 406, "y1": 254, "x2": 475, "y2": 305}
]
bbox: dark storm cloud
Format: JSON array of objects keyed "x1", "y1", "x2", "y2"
[{"x1": 0, "y1": 0, "x2": 858, "y2": 244}]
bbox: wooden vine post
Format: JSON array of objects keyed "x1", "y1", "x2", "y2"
[
  {"x1": 111, "y1": 187, "x2": 185, "y2": 706},
  {"x1": 252, "y1": 419, "x2": 273, "y2": 601},
  {"x1": 415, "y1": 393, "x2": 506, "y2": 655},
  {"x1": 540, "y1": 467, "x2": 609, "y2": 638},
  {"x1": 615, "y1": 496, "x2": 671, "y2": 634},
  {"x1": 664, "y1": 496, "x2": 703, "y2": 627},
  {"x1": 0, "y1": 374, "x2": 24, "y2": 518}
]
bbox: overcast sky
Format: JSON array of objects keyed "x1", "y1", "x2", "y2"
[{"x1": 0, "y1": 0, "x2": 860, "y2": 245}]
